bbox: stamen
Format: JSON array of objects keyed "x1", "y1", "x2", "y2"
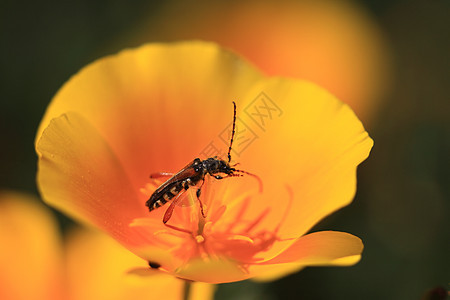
[
  {"x1": 164, "y1": 223, "x2": 193, "y2": 235},
  {"x1": 139, "y1": 187, "x2": 149, "y2": 196},
  {"x1": 225, "y1": 196, "x2": 251, "y2": 232},
  {"x1": 274, "y1": 184, "x2": 294, "y2": 232},
  {"x1": 210, "y1": 205, "x2": 226, "y2": 223},
  {"x1": 129, "y1": 217, "x2": 157, "y2": 228},
  {"x1": 226, "y1": 235, "x2": 254, "y2": 244},
  {"x1": 201, "y1": 221, "x2": 213, "y2": 236},
  {"x1": 129, "y1": 218, "x2": 183, "y2": 247},
  {"x1": 201, "y1": 240, "x2": 219, "y2": 261},
  {"x1": 244, "y1": 207, "x2": 270, "y2": 233},
  {"x1": 234, "y1": 169, "x2": 263, "y2": 193},
  {"x1": 139, "y1": 183, "x2": 155, "y2": 197},
  {"x1": 153, "y1": 229, "x2": 184, "y2": 239},
  {"x1": 152, "y1": 230, "x2": 188, "y2": 248}
]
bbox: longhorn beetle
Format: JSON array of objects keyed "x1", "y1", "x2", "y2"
[{"x1": 146, "y1": 101, "x2": 262, "y2": 224}]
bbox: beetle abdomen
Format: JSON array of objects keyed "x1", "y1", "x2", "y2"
[{"x1": 146, "y1": 181, "x2": 185, "y2": 211}]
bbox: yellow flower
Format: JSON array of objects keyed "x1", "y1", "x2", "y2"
[
  {"x1": 132, "y1": 0, "x2": 391, "y2": 125},
  {"x1": 36, "y1": 42, "x2": 373, "y2": 283},
  {"x1": 0, "y1": 191, "x2": 213, "y2": 300},
  {"x1": 0, "y1": 191, "x2": 63, "y2": 300}
]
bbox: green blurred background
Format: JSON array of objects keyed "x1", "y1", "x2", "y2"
[{"x1": 1, "y1": 0, "x2": 448, "y2": 299}]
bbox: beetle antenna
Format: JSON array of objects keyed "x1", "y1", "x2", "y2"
[
  {"x1": 228, "y1": 101, "x2": 237, "y2": 163},
  {"x1": 235, "y1": 169, "x2": 263, "y2": 193}
]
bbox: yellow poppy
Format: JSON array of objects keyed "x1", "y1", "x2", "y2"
[
  {"x1": 36, "y1": 41, "x2": 373, "y2": 283},
  {"x1": 0, "y1": 191, "x2": 213, "y2": 299},
  {"x1": 0, "y1": 191, "x2": 63, "y2": 300}
]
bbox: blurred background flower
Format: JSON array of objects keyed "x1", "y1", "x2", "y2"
[
  {"x1": 0, "y1": 191, "x2": 63, "y2": 300},
  {"x1": 123, "y1": 0, "x2": 391, "y2": 126},
  {"x1": 1, "y1": 0, "x2": 448, "y2": 299},
  {"x1": 0, "y1": 191, "x2": 214, "y2": 300}
]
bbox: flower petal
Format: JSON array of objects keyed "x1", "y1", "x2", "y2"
[
  {"x1": 36, "y1": 42, "x2": 264, "y2": 194},
  {"x1": 134, "y1": 0, "x2": 391, "y2": 124},
  {"x1": 66, "y1": 228, "x2": 191, "y2": 300},
  {"x1": 205, "y1": 79, "x2": 372, "y2": 264},
  {"x1": 36, "y1": 112, "x2": 152, "y2": 251},
  {"x1": 236, "y1": 79, "x2": 373, "y2": 240},
  {"x1": 35, "y1": 42, "x2": 372, "y2": 280},
  {"x1": 266, "y1": 231, "x2": 363, "y2": 264},
  {"x1": 0, "y1": 191, "x2": 63, "y2": 300},
  {"x1": 251, "y1": 231, "x2": 363, "y2": 281},
  {"x1": 175, "y1": 258, "x2": 250, "y2": 284}
]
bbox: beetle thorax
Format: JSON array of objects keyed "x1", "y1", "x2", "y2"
[{"x1": 202, "y1": 157, "x2": 233, "y2": 175}]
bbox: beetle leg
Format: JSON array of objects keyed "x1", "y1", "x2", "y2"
[
  {"x1": 196, "y1": 179, "x2": 206, "y2": 218},
  {"x1": 163, "y1": 189, "x2": 187, "y2": 224},
  {"x1": 184, "y1": 181, "x2": 190, "y2": 190},
  {"x1": 196, "y1": 179, "x2": 204, "y2": 198},
  {"x1": 215, "y1": 174, "x2": 243, "y2": 180},
  {"x1": 164, "y1": 223, "x2": 191, "y2": 234},
  {"x1": 163, "y1": 190, "x2": 193, "y2": 234},
  {"x1": 149, "y1": 172, "x2": 174, "y2": 179}
]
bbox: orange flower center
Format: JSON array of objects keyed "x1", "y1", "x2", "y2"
[{"x1": 132, "y1": 179, "x2": 292, "y2": 269}]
